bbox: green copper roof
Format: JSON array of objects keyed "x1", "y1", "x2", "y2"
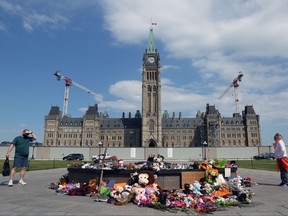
[{"x1": 147, "y1": 27, "x2": 156, "y2": 54}]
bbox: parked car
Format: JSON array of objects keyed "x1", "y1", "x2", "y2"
[
  {"x1": 63, "y1": 153, "x2": 84, "y2": 161},
  {"x1": 253, "y1": 152, "x2": 275, "y2": 160}
]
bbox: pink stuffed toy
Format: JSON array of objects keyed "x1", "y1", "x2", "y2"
[{"x1": 134, "y1": 187, "x2": 147, "y2": 206}]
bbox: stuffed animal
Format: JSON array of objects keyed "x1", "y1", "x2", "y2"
[
  {"x1": 152, "y1": 162, "x2": 160, "y2": 171},
  {"x1": 110, "y1": 186, "x2": 124, "y2": 199},
  {"x1": 193, "y1": 181, "x2": 202, "y2": 195},
  {"x1": 149, "y1": 193, "x2": 158, "y2": 202},
  {"x1": 203, "y1": 182, "x2": 213, "y2": 194},
  {"x1": 128, "y1": 162, "x2": 137, "y2": 170},
  {"x1": 118, "y1": 159, "x2": 124, "y2": 168},
  {"x1": 184, "y1": 183, "x2": 194, "y2": 194},
  {"x1": 145, "y1": 182, "x2": 161, "y2": 198},
  {"x1": 211, "y1": 184, "x2": 230, "y2": 197},
  {"x1": 113, "y1": 189, "x2": 133, "y2": 206},
  {"x1": 123, "y1": 185, "x2": 133, "y2": 191},
  {"x1": 153, "y1": 154, "x2": 164, "y2": 163},
  {"x1": 88, "y1": 179, "x2": 97, "y2": 190},
  {"x1": 81, "y1": 163, "x2": 91, "y2": 169},
  {"x1": 134, "y1": 187, "x2": 148, "y2": 206},
  {"x1": 214, "y1": 174, "x2": 226, "y2": 186},
  {"x1": 137, "y1": 170, "x2": 156, "y2": 187},
  {"x1": 131, "y1": 170, "x2": 162, "y2": 206},
  {"x1": 127, "y1": 171, "x2": 140, "y2": 186}
]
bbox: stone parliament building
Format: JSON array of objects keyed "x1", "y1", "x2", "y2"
[{"x1": 44, "y1": 28, "x2": 261, "y2": 148}]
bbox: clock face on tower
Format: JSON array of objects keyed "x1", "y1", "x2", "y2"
[{"x1": 148, "y1": 57, "x2": 155, "y2": 63}]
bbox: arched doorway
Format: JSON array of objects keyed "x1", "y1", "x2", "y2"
[{"x1": 148, "y1": 140, "x2": 157, "y2": 147}]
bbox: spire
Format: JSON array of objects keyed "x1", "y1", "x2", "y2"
[{"x1": 147, "y1": 27, "x2": 157, "y2": 54}]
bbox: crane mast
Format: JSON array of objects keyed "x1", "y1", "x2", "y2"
[
  {"x1": 218, "y1": 71, "x2": 244, "y2": 114},
  {"x1": 54, "y1": 71, "x2": 102, "y2": 117}
]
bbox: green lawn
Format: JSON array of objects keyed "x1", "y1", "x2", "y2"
[
  {"x1": 0, "y1": 159, "x2": 277, "y2": 172},
  {"x1": 27, "y1": 160, "x2": 72, "y2": 171},
  {"x1": 0, "y1": 159, "x2": 84, "y2": 171},
  {"x1": 236, "y1": 159, "x2": 276, "y2": 171}
]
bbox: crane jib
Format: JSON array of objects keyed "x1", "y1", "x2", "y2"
[{"x1": 53, "y1": 71, "x2": 102, "y2": 116}]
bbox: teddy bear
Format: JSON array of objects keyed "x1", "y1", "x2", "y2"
[
  {"x1": 192, "y1": 181, "x2": 202, "y2": 195},
  {"x1": 203, "y1": 182, "x2": 213, "y2": 194},
  {"x1": 134, "y1": 187, "x2": 148, "y2": 206},
  {"x1": 214, "y1": 174, "x2": 226, "y2": 186}
]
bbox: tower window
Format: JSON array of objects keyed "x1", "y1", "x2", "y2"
[{"x1": 149, "y1": 121, "x2": 154, "y2": 131}]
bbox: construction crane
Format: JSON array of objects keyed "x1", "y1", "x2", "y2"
[
  {"x1": 218, "y1": 71, "x2": 244, "y2": 114},
  {"x1": 54, "y1": 71, "x2": 102, "y2": 117}
]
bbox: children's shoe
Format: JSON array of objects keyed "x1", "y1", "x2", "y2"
[
  {"x1": 94, "y1": 194, "x2": 109, "y2": 202},
  {"x1": 19, "y1": 179, "x2": 27, "y2": 185},
  {"x1": 8, "y1": 180, "x2": 13, "y2": 187}
]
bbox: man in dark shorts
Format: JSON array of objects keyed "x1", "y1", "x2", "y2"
[{"x1": 6, "y1": 129, "x2": 37, "y2": 187}]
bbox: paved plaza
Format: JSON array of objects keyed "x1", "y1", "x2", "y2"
[{"x1": 1, "y1": 167, "x2": 288, "y2": 215}]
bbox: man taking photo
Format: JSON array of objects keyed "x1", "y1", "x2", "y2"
[{"x1": 6, "y1": 129, "x2": 37, "y2": 187}]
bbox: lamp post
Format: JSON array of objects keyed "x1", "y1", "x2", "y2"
[
  {"x1": 98, "y1": 141, "x2": 103, "y2": 155},
  {"x1": 31, "y1": 143, "x2": 36, "y2": 160},
  {"x1": 202, "y1": 141, "x2": 208, "y2": 160}
]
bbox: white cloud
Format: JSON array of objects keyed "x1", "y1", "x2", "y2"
[
  {"x1": 160, "y1": 65, "x2": 180, "y2": 73},
  {"x1": 97, "y1": 80, "x2": 142, "y2": 113},
  {"x1": 98, "y1": 78, "x2": 209, "y2": 118},
  {"x1": 0, "y1": 0, "x2": 23, "y2": 14},
  {"x1": 98, "y1": 0, "x2": 288, "y2": 144},
  {"x1": 101, "y1": 0, "x2": 288, "y2": 61},
  {"x1": 0, "y1": 0, "x2": 69, "y2": 32},
  {"x1": 108, "y1": 80, "x2": 142, "y2": 102},
  {"x1": 23, "y1": 13, "x2": 69, "y2": 32}
]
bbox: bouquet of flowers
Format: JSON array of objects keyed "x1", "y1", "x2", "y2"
[
  {"x1": 212, "y1": 159, "x2": 227, "y2": 169},
  {"x1": 204, "y1": 168, "x2": 219, "y2": 184},
  {"x1": 59, "y1": 174, "x2": 68, "y2": 186}
]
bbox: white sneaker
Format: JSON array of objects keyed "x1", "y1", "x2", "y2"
[
  {"x1": 19, "y1": 179, "x2": 27, "y2": 185},
  {"x1": 8, "y1": 180, "x2": 13, "y2": 187}
]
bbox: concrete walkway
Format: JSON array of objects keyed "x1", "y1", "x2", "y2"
[{"x1": 0, "y1": 168, "x2": 288, "y2": 216}]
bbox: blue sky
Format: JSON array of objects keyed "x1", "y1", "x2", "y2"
[{"x1": 1, "y1": 0, "x2": 288, "y2": 146}]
